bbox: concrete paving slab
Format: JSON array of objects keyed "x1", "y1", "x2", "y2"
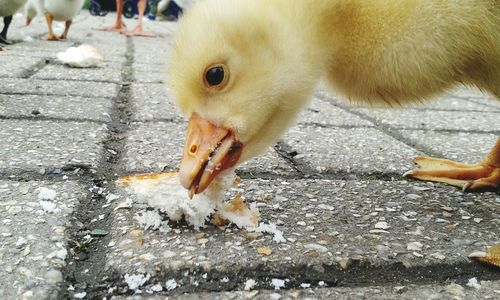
[
  {"x1": 130, "y1": 83, "x2": 181, "y2": 121},
  {"x1": 0, "y1": 180, "x2": 87, "y2": 299},
  {"x1": 0, "y1": 55, "x2": 44, "y2": 78},
  {"x1": 0, "y1": 94, "x2": 112, "y2": 121},
  {"x1": 351, "y1": 108, "x2": 500, "y2": 132},
  {"x1": 0, "y1": 78, "x2": 118, "y2": 98},
  {"x1": 123, "y1": 122, "x2": 295, "y2": 176},
  {"x1": 129, "y1": 280, "x2": 500, "y2": 299},
  {"x1": 134, "y1": 70, "x2": 167, "y2": 84},
  {"x1": 398, "y1": 130, "x2": 499, "y2": 163},
  {"x1": 298, "y1": 97, "x2": 373, "y2": 126},
  {"x1": 32, "y1": 63, "x2": 122, "y2": 83},
  {"x1": 281, "y1": 125, "x2": 419, "y2": 175},
  {"x1": 0, "y1": 120, "x2": 107, "y2": 173},
  {"x1": 315, "y1": 87, "x2": 500, "y2": 111},
  {"x1": 103, "y1": 178, "x2": 498, "y2": 295}
]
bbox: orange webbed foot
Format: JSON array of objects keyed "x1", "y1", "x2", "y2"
[
  {"x1": 404, "y1": 156, "x2": 500, "y2": 192},
  {"x1": 46, "y1": 34, "x2": 59, "y2": 41}
]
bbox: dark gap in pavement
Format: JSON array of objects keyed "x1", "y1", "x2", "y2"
[
  {"x1": 60, "y1": 37, "x2": 135, "y2": 299},
  {"x1": 314, "y1": 93, "x2": 445, "y2": 158},
  {"x1": 0, "y1": 91, "x2": 114, "y2": 99},
  {"x1": 0, "y1": 164, "x2": 94, "y2": 182},
  {"x1": 273, "y1": 140, "x2": 310, "y2": 176},
  {"x1": 464, "y1": 98, "x2": 500, "y2": 112},
  {"x1": 83, "y1": 260, "x2": 499, "y2": 297},
  {"x1": 0, "y1": 114, "x2": 110, "y2": 124}
]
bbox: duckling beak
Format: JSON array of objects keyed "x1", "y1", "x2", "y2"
[{"x1": 179, "y1": 113, "x2": 243, "y2": 198}]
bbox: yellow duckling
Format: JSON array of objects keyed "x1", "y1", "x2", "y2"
[{"x1": 169, "y1": 0, "x2": 500, "y2": 196}]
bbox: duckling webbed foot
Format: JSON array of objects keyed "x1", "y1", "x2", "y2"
[{"x1": 404, "y1": 138, "x2": 500, "y2": 192}]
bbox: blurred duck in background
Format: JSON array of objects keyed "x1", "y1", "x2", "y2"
[
  {"x1": 0, "y1": 0, "x2": 28, "y2": 44},
  {"x1": 25, "y1": 0, "x2": 84, "y2": 40}
]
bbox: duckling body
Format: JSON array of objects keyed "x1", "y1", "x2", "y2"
[
  {"x1": 0, "y1": 0, "x2": 28, "y2": 43},
  {"x1": 170, "y1": 0, "x2": 500, "y2": 194},
  {"x1": 39, "y1": 0, "x2": 84, "y2": 40}
]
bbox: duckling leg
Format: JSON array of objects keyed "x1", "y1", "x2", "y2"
[
  {"x1": 59, "y1": 20, "x2": 72, "y2": 40},
  {"x1": 0, "y1": 15, "x2": 13, "y2": 44},
  {"x1": 44, "y1": 13, "x2": 58, "y2": 41},
  {"x1": 405, "y1": 138, "x2": 500, "y2": 192}
]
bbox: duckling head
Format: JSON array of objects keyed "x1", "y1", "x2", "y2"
[{"x1": 169, "y1": 0, "x2": 321, "y2": 196}]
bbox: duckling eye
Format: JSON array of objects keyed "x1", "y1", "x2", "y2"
[{"x1": 204, "y1": 65, "x2": 226, "y2": 88}]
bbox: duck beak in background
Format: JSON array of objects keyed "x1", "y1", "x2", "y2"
[{"x1": 179, "y1": 113, "x2": 243, "y2": 198}]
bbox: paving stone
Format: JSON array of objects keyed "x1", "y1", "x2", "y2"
[
  {"x1": 32, "y1": 62, "x2": 122, "y2": 83},
  {"x1": 0, "y1": 120, "x2": 107, "y2": 173},
  {"x1": 351, "y1": 108, "x2": 500, "y2": 132},
  {"x1": 123, "y1": 122, "x2": 295, "y2": 176},
  {"x1": 106, "y1": 178, "x2": 499, "y2": 294},
  {"x1": 449, "y1": 88, "x2": 500, "y2": 107},
  {"x1": 134, "y1": 70, "x2": 167, "y2": 84},
  {"x1": 129, "y1": 280, "x2": 500, "y2": 300},
  {"x1": 398, "y1": 130, "x2": 499, "y2": 163},
  {"x1": 130, "y1": 83, "x2": 181, "y2": 121},
  {"x1": 0, "y1": 78, "x2": 118, "y2": 98},
  {"x1": 0, "y1": 55, "x2": 43, "y2": 78},
  {"x1": 0, "y1": 180, "x2": 87, "y2": 299},
  {"x1": 298, "y1": 97, "x2": 373, "y2": 126},
  {"x1": 282, "y1": 125, "x2": 419, "y2": 175},
  {"x1": 0, "y1": 94, "x2": 112, "y2": 121}
]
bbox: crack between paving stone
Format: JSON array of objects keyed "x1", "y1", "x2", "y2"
[
  {"x1": 18, "y1": 58, "x2": 51, "y2": 79},
  {"x1": 314, "y1": 93, "x2": 446, "y2": 159},
  {"x1": 0, "y1": 115, "x2": 110, "y2": 124},
  {"x1": 0, "y1": 90, "x2": 115, "y2": 99},
  {"x1": 59, "y1": 37, "x2": 135, "y2": 299}
]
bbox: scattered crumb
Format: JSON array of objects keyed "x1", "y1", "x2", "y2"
[
  {"x1": 257, "y1": 247, "x2": 273, "y2": 256},
  {"x1": 39, "y1": 200, "x2": 61, "y2": 213},
  {"x1": 255, "y1": 222, "x2": 286, "y2": 243},
  {"x1": 244, "y1": 279, "x2": 256, "y2": 291},
  {"x1": 300, "y1": 283, "x2": 311, "y2": 288},
  {"x1": 467, "y1": 277, "x2": 481, "y2": 290},
  {"x1": 271, "y1": 278, "x2": 285, "y2": 290},
  {"x1": 73, "y1": 292, "x2": 86, "y2": 299},
  {"x1": 134, "y1": 210, "x2": 163, "y2": 230},
  {"x1": 124, "y1": 274, "x2": 151, "y2": 291},
  {"x1": 165, "y1": 279, "x2": 177, "y2": 291},
  {"x1": 150, "y1": 283, "x2": 163, "y2": 292},
  {"x1": 38, "y1": 187, "x2": 57, "y2": 201}
]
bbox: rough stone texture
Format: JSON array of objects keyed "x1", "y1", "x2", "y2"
[
  {"x1": 0, "y1": 120, "x2": 107, "y2": 173},
  {"x1": 0, "y1": 94, "x2": 112, "y2": 121},
  {"x1": 108, "y1": 179, "x2": 499, "y2": 294},
  {"x1": 32, "y1": 63, "x2": 123, "y2": 83},
  {"x1": 0, "y1": 180, "x2": 87, "y2": 299},
  {"x1": 124, "y1": 280, "x2": 500, "y2": 300},
  {"x1": 130, "y1": 83, "x2": 181, "y2": 121},
  {"x1": 351, "y1": 108, "x2": 500, "y2": 132},
  {"x1": 282, "y1": 125, "x2": 419, "y2": 175},
  {"x1": 0, "y1": 78, "x2": 118, "y2": 98},
  {"x1": 398, "y1": 130, "x2": 499, "y2": 163},
  {"x1": 297, "y1": 97, "x2": 373, "y2": 126}
]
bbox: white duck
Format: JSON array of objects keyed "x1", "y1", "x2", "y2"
[
  {"x1": 29, "y1": 0, "x2": 84, "y2": 40},
  {"x1": 0, "y1": 0, "x2": 28, "y2": 44}
]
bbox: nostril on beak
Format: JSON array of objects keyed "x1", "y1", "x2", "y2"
[{"x1": 189, "y1": 144, "x2": 198, "y2": 155}]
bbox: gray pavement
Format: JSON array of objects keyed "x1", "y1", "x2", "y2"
[{"x1": 0, "y1": 11, "x2": 499, "y2": 300}]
